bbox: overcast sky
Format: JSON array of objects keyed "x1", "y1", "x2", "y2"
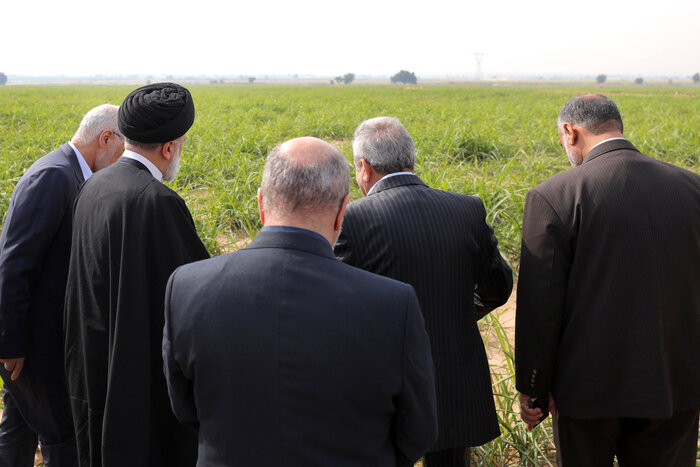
[{"x1": 3, "y1": 0, "x2": 699, "y2": 78}]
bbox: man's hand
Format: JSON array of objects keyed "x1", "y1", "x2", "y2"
[
  {"x1": 519, "y1": 392, "x2": 557, "y2": 430},
  {"x1": 0, "y1": 357, "x2": 25, "y2": 381}
]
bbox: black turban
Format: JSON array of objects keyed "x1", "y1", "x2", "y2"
[{"x1": 118, "y1": 82, "x2": 195, "y2": 144}]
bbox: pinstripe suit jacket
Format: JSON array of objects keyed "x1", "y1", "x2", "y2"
[
  {"x1": 515, "y1": 139, "x2": 700, "y2": 419},
  {"x1": 335, "y1": 173, "x2": 513, "y2": 449}
]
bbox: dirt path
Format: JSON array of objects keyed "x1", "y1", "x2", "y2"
[{"x1": 482, "y1": 289, "x2": 517, "y2": 369}]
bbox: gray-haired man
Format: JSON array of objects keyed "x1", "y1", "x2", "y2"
[
  {"x1": 0, "y1": 104, "x2": 123, "y2": 467},
  {"x1": 335, "y1": 117, "x2": 513, "y2": 467},
  {"x1": 163, "y1": 136, "x2": 438, "y2": 466}
]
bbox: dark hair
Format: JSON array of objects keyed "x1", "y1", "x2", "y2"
[{"x1": 558, "y1": 94, "x2": 624, "y2": 134}]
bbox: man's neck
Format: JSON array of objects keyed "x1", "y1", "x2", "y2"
[
  {"x1": 583, "y1": 132, "x2": 624, "y2": 157},
  {"x1": 71, "y1": 139, "x2": 96, "y2": 171},
  {"x1": 366, "y1": 170, "x2": 413, "y2": 195},
  {"x1": 263, "y1": 219, "x2": 334, "y2": 246}
]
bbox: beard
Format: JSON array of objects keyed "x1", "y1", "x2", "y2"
[
  {"x1": 163, "y1": 147, "x2": 181, "y2": 182},
  {"x1": 564, "y1": 143, "x2": 583, "y2": 167}
]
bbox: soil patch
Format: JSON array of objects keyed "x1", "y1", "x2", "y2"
[{"x1": 482, "y1": 289, "x2": 517, "y2": 369}]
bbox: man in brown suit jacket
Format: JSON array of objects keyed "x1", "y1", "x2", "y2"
[{"x1": 515, "y1": 94, "x2": 700, "y2": 466}]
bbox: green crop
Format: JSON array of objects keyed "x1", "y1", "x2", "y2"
[{"x1": 1, "y1": 84, "x2": 698, "y2": 465}]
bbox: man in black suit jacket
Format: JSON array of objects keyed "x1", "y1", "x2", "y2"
[
  {"x1": 0, "y1": 104, "x2": 123, "y2": 467},
  {"x1": 516, "y1": 94, "x2": 700, "y2": 466},
  {"x1": 163, "y1": 136, "x2": 438, "y2": 467},
  {"x1": 334, "y1": 117, "x2": 513, "y2": 467}
]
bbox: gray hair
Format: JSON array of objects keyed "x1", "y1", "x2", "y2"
[
  {"x1": 262, "y1": 142, "x2": 349, "y2": 215},
  {"x1": 72, "y1": 104, "x2": 119, "y2": 145},
  {"x1": 352, "y1": 116, "x2": 415, "y2": 174},
  {"x1": 557, "y1": 94, "x2": 624, "y2": 135}
]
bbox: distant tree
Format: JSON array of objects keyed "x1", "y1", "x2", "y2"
[
  {"x1": 693, "y1": 72, "x2": 700, "y2": 84},
  {"x1": 342, "y1": 73, "x2": 355, "y2": 85},
  {"x1": 390, "y1": 70, "x2": 417, "y2": 85},
  {"x1": 334, "y1": 76, "x2": 343, "y2": 84},
  {"x1": 248, "y1": 76, "x2": 256, "y2": 84},
  {"x1": 596, "y1": 74, "x2": 607, "y2": 84},
  {"x1": 635, "y1": 77, "x2": 643, "y2": 85},
  {"x1": 0, "y1": 72, "x2": 7, "y2": 86}
]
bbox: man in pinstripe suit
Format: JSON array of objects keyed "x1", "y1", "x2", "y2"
[
  {"x1": 516, "y1": 94, "x2": 700, "y2": 466},
  {"x1": 334, "y1": 117, "x2": 513, "y2": 467}
]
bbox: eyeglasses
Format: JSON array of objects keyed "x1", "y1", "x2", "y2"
[{"x1": 113, "y1": 131, "x2": 124, "y2": 143}]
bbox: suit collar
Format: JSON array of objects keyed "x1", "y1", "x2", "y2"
[
  {"x1": 118, "y1": 156, "x2": 151, "y2": 174},
  {"x1": 121, "y1": 150, "x2": 163, "y2": 180},
  {"x1": 584, "y1": 138, "x2": 639, "y2": 164},
  {"x1": 58, "y1": 142, "x2": 86, "y2": 184},
  {"x1": 369, "y1": 172, "x2": 427, "y2": 195},
  {"x1": 246, "y1": 229, "x2": 336, "y2": 261}
]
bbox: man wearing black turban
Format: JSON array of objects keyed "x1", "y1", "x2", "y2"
[{"x1": 64, "y1": 83, "x2": 209, "y2": 467}]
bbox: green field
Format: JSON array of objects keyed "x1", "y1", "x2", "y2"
[{"x1": 1, "y1": 84, "x2": 698, "y2": 465}]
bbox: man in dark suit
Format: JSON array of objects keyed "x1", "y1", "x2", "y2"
[
  {"x1": 0, "y1": 104, "x2": 123, "y2": 467},
  {"x1": 334, "y1": 117, "x2": 513, "y2": 467},
  {"x1": 516, "y1": 94, "x2": 700, "y2": 466},
  {"x1": 163, "y1": 136, "x2": 438, "y2": 467}
]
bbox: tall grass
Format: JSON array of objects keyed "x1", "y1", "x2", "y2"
[
  {"x1": 474, "y1": 313, "x2": 556, "y2": 465},
  {"x1": 2, "y1": 85, "x2": 698, "y2": 255},
  {"x1": 0, "y1": 84, "x2": 698, "y2": 463}
]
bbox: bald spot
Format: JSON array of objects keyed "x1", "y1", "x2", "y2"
[
  {"x1": 577, "y1": 93, "x2": 606, "y2": 102},
  {"x1": 279, "y1": 137, "x2": 340, "y2": 164}
]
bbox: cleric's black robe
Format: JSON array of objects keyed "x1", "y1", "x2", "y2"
[{"x1": 64, "y1": 158, "x2": 209, "y2": 467}]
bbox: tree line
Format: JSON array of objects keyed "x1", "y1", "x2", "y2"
[{"x1": 3, "y1": 72, "x2": 699, "y2": 86}]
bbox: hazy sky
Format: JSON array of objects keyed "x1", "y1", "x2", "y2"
[{"x1": 3, "y1": 0, "x2": 699, "y2": 77}]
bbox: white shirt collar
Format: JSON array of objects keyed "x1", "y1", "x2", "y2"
[
  {"x1": 121, "y1": 149, "x2": 163, "y2": 181},
  {"x1": 590, "y1": 137, "x2": 626, "y2": 151},
  {"x1": 367, "y1": 171, "x2": 413, "y2": 195},
  {"x1": 68, "y1": 141, "x2": 93, "y2": 181}
]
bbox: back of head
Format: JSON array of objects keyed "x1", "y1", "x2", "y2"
[
  {"x1": 118, "y1": 82, "x2": 195, "y2": 150},
  {"x1": 558, "y1": 94, "x2": 624, "y2": 135},
  {"x1": 261, "y1": 137, "x2": 349, "y2": 217},
  {"x1": 352, "y1": 117, "x2": 415, "y2": 174},
  {"x1": 72, "y1": 104, "x2": 119, "y2": 145}
]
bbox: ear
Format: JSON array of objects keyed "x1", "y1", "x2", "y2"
[
  {"x1": 562, "y1": 123, "x2": 578, "y2": 146},
  {"x1": 257, "y1": 187, "x2": 265, "y2": 225},
  {"x1": 98, "y1": 129, "x2": 113, "y2": 148},
  {"x1": 359, "y1": 158, "x2": 373, "y2": 183},
  {"x1": 333, "y1": 194, "x2": 350, "y2": 232},
  {"x1": 161, "y1": 141, "x2": 174, "y2": 161}
]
